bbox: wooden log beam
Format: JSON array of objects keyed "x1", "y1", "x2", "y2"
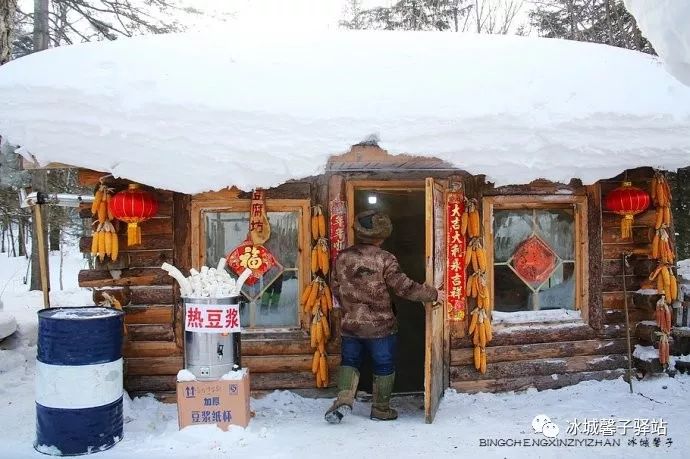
[
  {"x1": 241, "y1": 338, "x2": 339, "y2": 356},
  {"x1": 451, "y1": 322, "x2": 597, "y2": 348},
  {"x1": 124, "y1": 305, "x2": 173, "y2": 324},
  {"x1": 450, "y1": 354, "x2": 628, "y2": 382},
  {"x1": 451, "y1": 369, "x2": 627, "y2": 394},
  {"x1": 450, "y1": 339, "x2": 629, "y2": 366},
  {"x1": 130, "y1": 286, "x2": 174, "y2": 305},
  {"x1": 124, "y1": 340, "x2": 181, "y2": 358},
  {"x1": 78, "y1": 268, "x2": 172, "y2": 288},
  {"x1": 126, "y1": 323, "x2": 175, "y2": 341},
  {"x1": 79, "y1": 234, "x2": 173, "y2": 253},
  {"x1": 126, "y1": 356, "x2": 183, "y2": 376},
  {"x1": 602, "y1": 210, "x2": 655, "y2": 229},
  {"x1": 243, "y1": 354, "x2": 340, "y2": 373}
]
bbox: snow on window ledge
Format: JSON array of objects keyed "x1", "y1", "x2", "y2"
[{"x1": 492, "y1": 309, "x2": 583, "y2": 326}]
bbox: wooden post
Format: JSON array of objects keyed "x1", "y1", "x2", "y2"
[
  {"x1": 622, "y1": 252, "x2": 633, "y2": 393},
  {"x1": 34, "y1": 203, "x2": 50, "y2": 307}
]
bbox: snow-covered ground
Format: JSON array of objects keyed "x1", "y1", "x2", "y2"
[{"x1": 2, "y1": 250, "x2": 689, "y2": 458}]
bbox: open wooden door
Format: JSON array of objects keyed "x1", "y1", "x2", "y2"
[{"x1": 424, "y1": 178, "x2": 447, "y2": 423}]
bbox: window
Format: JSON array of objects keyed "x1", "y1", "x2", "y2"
[
  {"x1": 192, "y1": 194, "x2": 310, "y2": 330},
  {"x1": 483, "y1": 196, "x2": 588, "y2": 315}
]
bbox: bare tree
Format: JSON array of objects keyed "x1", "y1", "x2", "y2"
[
  {"x1": 1, "y1": 0, "x2": 16, "y2": 64},
  {"x1": 470, "y1": 0, "x2": 525, "y2": 34}
]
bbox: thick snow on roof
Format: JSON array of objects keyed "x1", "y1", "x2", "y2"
[
  {"x1": 1, "y1": 31, "x2": 690, "y2": 194},
  {"x1": 625, "y1": 0, "x2": 690, "y2": 86}
]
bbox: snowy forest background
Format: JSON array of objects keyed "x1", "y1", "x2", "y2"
[{"x1": 0, "y1": 0, "x2": 688, "y2": 293}]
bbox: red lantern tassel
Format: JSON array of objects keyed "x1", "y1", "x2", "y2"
[
  {"x1": 621, "y1": 214, "x2": 633, "y2": 240},
  {"x1": 127, "y1": 222, "x2": 141, "y2": 246}
]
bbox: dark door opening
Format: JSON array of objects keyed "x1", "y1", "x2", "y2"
[{"x1": 354, "y1": 188, "x2": 426, "y2": 394}]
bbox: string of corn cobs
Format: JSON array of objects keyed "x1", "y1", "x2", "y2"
[
  {"x1": 90, "y1": 184, "x2": 119, "y2": 262},
  {"x1": 305, "y1": 206, "x2": 331, "y2": 387},
  {"x1": 650, "y1": 171, "x2": 675, "y2": 366},
  {"x1": 462, "y1": 198, "x2": 492, "y2": 374}
]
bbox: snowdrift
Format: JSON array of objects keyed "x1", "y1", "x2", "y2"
[{"x1": 1, "y1": 31, "x2": 689, "y2": 193}]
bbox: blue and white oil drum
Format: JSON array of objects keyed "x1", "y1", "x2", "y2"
[{"x1": 35, "y1": 307, "x2": 125, "y2": 456}]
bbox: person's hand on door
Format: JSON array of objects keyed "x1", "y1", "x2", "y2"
[{"x1": 435, "y1": 288, "x2": 445, "y2": 305}]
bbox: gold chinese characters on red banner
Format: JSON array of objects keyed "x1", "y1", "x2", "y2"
[
  {"x1": 446, "y1": 190, "x2": 467, "y2": 320},
  {"x1": 329, "y1": 199, "x2": 347, "y2": 261}
]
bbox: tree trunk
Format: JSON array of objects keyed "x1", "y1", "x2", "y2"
[
  {"x1": 0, "y1": 0, "x2": 16, "y2": 65},
  {"x1": 30, "y1": 171, "x2": 49, "y2": 291},
  {"x1": 49, "y1": 225, "x2": 60, "y2": 251},
  {"x1": 8, "y1": 219, "x2": 16, "y2": 257},
  {"x1": 1, "y1": 219, "x2": 5, "y2": 253},
  {"x1": 18, "y1": 216, "x2": 26, "y2": 257},
  {"x1": 33, "y1": 0, "x2": 50, "y2": 52}
]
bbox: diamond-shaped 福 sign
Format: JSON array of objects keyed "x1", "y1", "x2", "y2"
[{"x1": 511, "y1": 236, "x2": 557, "y2": 286}]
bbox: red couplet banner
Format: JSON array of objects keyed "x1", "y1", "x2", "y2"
[{"x1": 446, "y1": 190, "x2": 467, "y2": 321}]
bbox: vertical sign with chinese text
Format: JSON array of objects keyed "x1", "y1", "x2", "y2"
[
  {"x1": 329, "y1": 199, "x2": 347, "y2": 261},
  {"x1": 446, "y1": 190, "x2": 467, "y2": 321}
]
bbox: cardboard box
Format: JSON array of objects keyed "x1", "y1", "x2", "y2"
[{"x1": 176, "y1": 370, "x2": 251, "y2": 430}]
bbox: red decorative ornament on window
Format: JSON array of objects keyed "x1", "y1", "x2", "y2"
[
  {"x1": 109, "y1": 184, "x2": 159, "y2": 246},
  {"x1": 603, "y1": 181, "x2": 651, "y2": 239}
]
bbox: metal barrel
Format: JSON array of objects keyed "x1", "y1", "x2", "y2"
[
  {"x1": 35, "y1": 307, "x2": 124, "y2": 456},
  {"x1": 184, "y1": 296, "x2": 241, "y2": 380}
]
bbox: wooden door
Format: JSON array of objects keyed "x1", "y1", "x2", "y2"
[{"x1": 424, "y1": 178, "x2": 447, "y2": 423}]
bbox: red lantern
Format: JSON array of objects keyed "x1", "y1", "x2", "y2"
[
  {"x1": 109, "y1": 184, "x2": 159, "y2": 246},
  {"x1": 604, "y1": 181, "x2": 651, "y2": 239}
]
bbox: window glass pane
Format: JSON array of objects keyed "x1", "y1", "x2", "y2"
[
  {"x1": 535, "y1": 262, "x2": 575, "y2": 310},
  {"x1": 493, "y1": 210, "x2": 532, "y2": 262},
  {"x1": 494, "y1": 265, "x2": 532, "y2": 312},
  {"x1": 203, "y1": 210, "x2": 299, "y2": 328},
  {"x1": 535, "y1": 209, "x2": 575, "y2": 260}
]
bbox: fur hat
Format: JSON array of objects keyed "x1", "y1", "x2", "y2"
[{"x1": 354, "y1": 210, "x2": 392, "y2": 241}]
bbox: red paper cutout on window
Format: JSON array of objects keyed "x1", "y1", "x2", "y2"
[
  {"x1": 226, "y1": 239, "x2": 278, "y2": 286},
  {"x1": 511, "y1": 236, "x2": 557, "y2": 285}
]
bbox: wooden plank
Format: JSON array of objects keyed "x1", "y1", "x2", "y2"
[
  {"x1": 243, "y1": 354, "x2": 340, "y2": 373},
  {"x1": 450, "y1": 354, "x2": 628, "y2": 382},
  {"x1": 125, "y1": 375, "x2": 177, "y2": 392},
  {"x1": 125, "y1": 357, "x2": 183, "y2": 376},
  {"x1": 585, "y1": 183, "x2": 601, "y2": 329},
  {"x1": 450, "y1": 339, "x2": 629, "y2": 365},
  {"x1": 451, "y1": 322, "x2": 597, "y2": 348},
  {"x1": 241, "y1": 338, "x2": 339, "y2": 356},
  {"x1": 128, "y1": 391, "x2": 178, "y2": 403},
  {"x1": 78, "y1": 268, "x2": 172, "y2": 288},
  {"x1": 124, "y1": 305, "x2": 173, "y2": 324},
  {"x1": 603, "y1": 309, "x2": 650, "y2": 325},
  {"x1": 603, "y1": 292, "x2": 634, "y2": 310},
  {"x1": 173, "y1": 192, "x2": 192, "y2": 349},
  {"x1": 124, "y1": 250, "x2": 174, "y2": 268},
  {"x1": 126, "y1": 323, "x2": 175, "y2": 341},
  {"x1": 79, "y1": 200, "x2": 173, "y2": 218},
  {"x1": 130, "y1": 286, "x2": 174, "y2": 305},
  {"x1": 602, "y1": 243, "x2": 651, "y2": 261},
  {"x1": 250, "y1": 371, "x2": 335, "y2": 390},
  {"x1": 601, "y1": 275, "x2": 643, "y2": 292},
  {"x1": 451, "y1": 369, "x2": 627, "y2": 394},
  {"x1": 124, "y1": 340, "x2": 181, "y2": 358},
  {"x1": 602, "y1": 210, "x2": 655, "y2": 229},
  {"x1": 601, "y1": 258, "x2": 655, "y2": 277},
  {"x1": 79, "y1": 234, "x2": 173, "y2": 253},
  {"x1": 602, "y1": 226, "x2": 652, "y2": 244}
]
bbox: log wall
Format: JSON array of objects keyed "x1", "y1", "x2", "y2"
[
  {"x1": 447, "y1": 169, "x2": 658, "y2": 394},
  {"x1": 77, "y1": 162, "x2": 662, "y2": 398},
  {"x1": 78, "y1": 171, "x2": 340, "y2": 400}
]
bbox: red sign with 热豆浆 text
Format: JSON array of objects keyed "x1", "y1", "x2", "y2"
[
  {"x1": 185, "y1": 302, "x2": 241, "y2": 333},
  {"x1": 446, "y1": 191, "x2": 467, "y2": 321}
]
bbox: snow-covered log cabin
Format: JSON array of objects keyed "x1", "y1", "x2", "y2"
[{"x1": 1, "y1": 32, "x2": 689, "y2": 423}]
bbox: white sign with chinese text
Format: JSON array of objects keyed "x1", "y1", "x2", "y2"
[{"x1": 185, "y1": 303, "x2": 241, "y2": 333}]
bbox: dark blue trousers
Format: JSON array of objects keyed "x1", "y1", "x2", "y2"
[{"x1": 340, "y1": 334, "x2": 397, "y2": 376}]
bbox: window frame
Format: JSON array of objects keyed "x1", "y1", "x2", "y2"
[
  {"x1": 191, "y1": 191, "x2": 311, "y2": 332},
  {"x1": 482, "y1": 195, "x2": 589, "y2": 322}
]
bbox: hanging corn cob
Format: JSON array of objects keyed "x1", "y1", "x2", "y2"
[
  {"x1": 463, "y1": 199, "x2": 492, "y2": 374},
  {"x1": 301, "y1": 277, "x2": 333, "y2": 387},
  {"x1": 90, "y1": 184, "x2": 119, "y2": 262}
]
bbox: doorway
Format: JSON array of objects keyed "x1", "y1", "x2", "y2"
[{"x1": 350, "y1": 184, "x2": 426, "y2": 394}]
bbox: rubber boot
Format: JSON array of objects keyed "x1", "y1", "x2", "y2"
[
  {"x1": 324, "y1": 366, "x2": 360, "y2": 424},
  {"x1": 370, "y1": 372, "x2": 398, "y2": 421}
]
